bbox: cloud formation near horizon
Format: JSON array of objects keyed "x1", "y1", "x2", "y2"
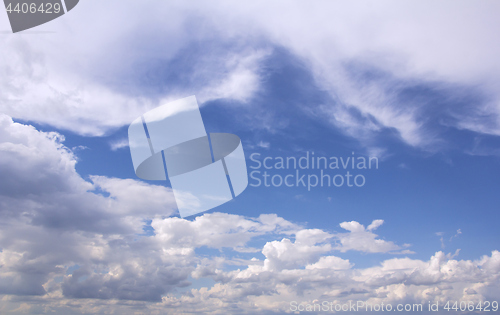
[{"x1": 0, "y1": 116, "x2": 498, "y2": 314}]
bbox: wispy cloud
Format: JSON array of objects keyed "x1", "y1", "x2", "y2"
[
  {"x1": 257, "y1": 141, "x2": 270, "y2": 149},
  {"x1": 2, "y1": 0, "x2": 500, "y2": 151},
  {"x1": 109, "y1": 138, "x2": 129, "y2": 151}
]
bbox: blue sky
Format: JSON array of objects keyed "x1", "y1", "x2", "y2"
[{"x1": 1, "y1": 1, "x2": 500, "y2": 314}]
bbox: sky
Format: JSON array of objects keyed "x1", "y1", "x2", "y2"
[{"x1": 0, "y1": 0, "x2": 500, "y2": 314}]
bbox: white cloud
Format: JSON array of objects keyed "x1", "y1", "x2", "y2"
[
  {"x1": 90, "y1": 175, "x2": 177, "y2": 217},
  {"x1": 305, "y1": 255, "x2": 353, "y2": 270},
  {"x1": 257, "y1": 141, "x2": 270, "y2": 149},
  {"x1": 0, "y1": 117, "x2": 438, "y2": 312},
  {"x1": 260, "y1": 234, "x2": 332, "y2": 271},
  {"x1": 367, "y1": 219, "x2": 384, "y2": 231},
  {"x1": 109, "y1": 138, "x2": 129, "y2": 151},
  {"x1": 2, "y1": 244, "x2": 499, "y2": 314},
  {"x1": 197, "y1": 49, "x2": 271, "y2": 104},
  {"x1": 0, "y1": 114, "x2": 83, "y2": 191},
  {"x1": 0, "y1": 116, "x2": 183, "y2": 299},
  {"x1": 0, "y1": 117, "x2": 418, "y2": 308},
  {"x1": 171, "y1": 250, "x2": 500, "y2": 314},
  {"x1": 152, "y1": 212, "x2": 299, "y2": 253},
  {"x1": 191, "y1": 0, "x2": 500, "y2": 149},
  {"x1": 335, "y1": 220, "x2": 404, "y2": 253},
  {"x1": 0, "y1": 5, "x2": 270, "y2": 136},
  {"x1": 12, "y1": 249, "x2": 494, "y2": 315},
  {"x1": 2, "y1": 0, "x2": 500, "y2": 149}
]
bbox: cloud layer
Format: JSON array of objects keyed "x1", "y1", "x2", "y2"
[
  {"x1": 1, "y1": 1, "x2": 500, "y2": 153},
  {"x1": 0, "y1": 117, "x2": 498, "y2": 314}
]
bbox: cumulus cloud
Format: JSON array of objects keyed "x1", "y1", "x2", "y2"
[
  {"x1": 0, "y1": 117, "x2": 294, "y2": 304},
  {"x1": 0, "y1": 117, "x2": 440, "y2": 312},
  {"x1": 5, "y1": 248, "x2": 496, "y2": 314},
  {"x1": 0, "y1": 115, "x2": 178, "y2": 234},
  {"x1": 0, "y1": 115, "x2": 180, "y2": 299},
  {"x1": 0, "y1": 121, "x2": 498, "y2": 313},
  {"x1": 335, "y1": 220, "x2": 405, "y2": 253},
  {"x1": 0, "y1": 116, "x2": 463, "y2": 314},
  {"x1": 305, "y1": 255, "x2": 353, "y2": 270},
  {"x1": 157, "y1": 250, "x2": 500, "y2": 314}
]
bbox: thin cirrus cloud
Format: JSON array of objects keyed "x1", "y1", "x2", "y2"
[
  {"x1": 1, "y1": 1, "x2": 500, "y2": 153},
  {"x1": 109, "y1": 138, "x2": 129, "y2": 151},
  {"x1": 0, "y1": 5, "x2": 269, "y2": 137}
]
